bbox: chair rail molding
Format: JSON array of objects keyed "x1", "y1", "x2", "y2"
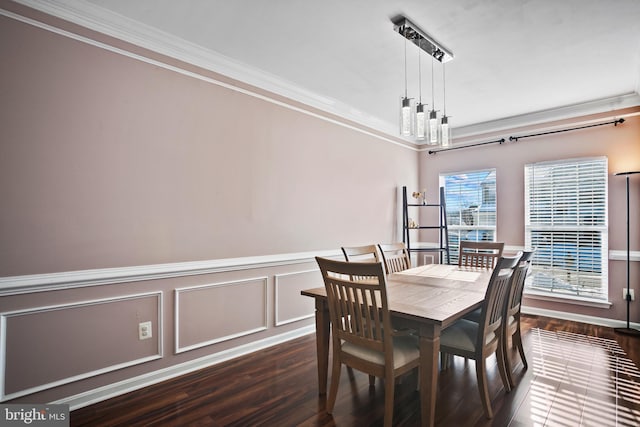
[{"x1": 0, "y1": 250, "x2": 341, "y2": 296}]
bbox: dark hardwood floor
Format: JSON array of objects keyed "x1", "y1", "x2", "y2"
[{"x1": 71, "y1": 315, "x2": 640, "y2": 426}]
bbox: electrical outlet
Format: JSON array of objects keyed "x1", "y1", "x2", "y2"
[
  {"x1": 623, "y1": 289, "x2": 635, "y2": 301},
  {"x1": 138, "y1": 321, "x2": 152, "y2": 340}
]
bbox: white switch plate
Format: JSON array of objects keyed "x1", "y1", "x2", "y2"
[
  {"x1": 138, "y1": 321, "x2": 152, "y2": 340},
  {"x1": 623, "y1": 289, "x2": 635, "y2": 301}
]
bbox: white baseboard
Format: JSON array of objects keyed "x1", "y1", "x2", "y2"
[
  {"x1": 522, "y1": 305, "x2": 640, "y2": 330},
  {"x1": 55, "y1": 325, "x2": 314, "y2": 411}
]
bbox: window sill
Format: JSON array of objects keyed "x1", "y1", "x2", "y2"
[{"x1": 523, "y1": 290, "x2": 612, "y2": 309}]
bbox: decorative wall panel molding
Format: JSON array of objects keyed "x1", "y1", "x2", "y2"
[
  {"x1": 174, "y1": 277, "x2": 268, "y2": 354},
  {"x1": 274, "y1": 269, "x2": 320, "y2": 326},
  {"x1": 0, "y1": 292, "x2": 163, "y2": 401}
]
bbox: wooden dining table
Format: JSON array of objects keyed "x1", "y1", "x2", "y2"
[{"x1": 301, "y1": 263, "x2": 493, "y2": 427}]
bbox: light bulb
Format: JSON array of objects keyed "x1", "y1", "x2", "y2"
[
  {"x1": 441, "y1": 116, "x2": 451, "y2": 146},
  {"x1": 401, "y1": 97, "x2": 411, "y2": 136},
  {"x1": 429, "y1": 110, "x2": 439, "y2": 145},
  {"x1": 416, "y1": 103, "x2": 425, "y2": 140}
]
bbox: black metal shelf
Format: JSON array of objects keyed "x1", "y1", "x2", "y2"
[{"x1": 402, "y1": 186, "x2": 450, "y2": 264}]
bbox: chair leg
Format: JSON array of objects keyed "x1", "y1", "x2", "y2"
[
  {"x1": 326, "y1": 357, "x2": 342, "y2": 414},
  {"x1": 500, "y1": 335, "x2": 516, "y2": 391},
  {"x1": 476, "y1": 357, "x2": 493, "y2": 419},
  {"x1": 514, "y1": 327, "x2": 528, "y2": 370},
  {"x1": 503, "y1": 332, "x2": 515, "y2": 389},
  {"x1": 497, "y1": 337, "x2": 511, "y2": 393},
  {"x1": 383, "y1": 372, "x2": 395, "y2": 427},
  {"x1": 347, "y1": 366, "x2": 355, "y2": 379},
  {"x1": 440, "y1": 352, "x2": 448, "y2": 370}
]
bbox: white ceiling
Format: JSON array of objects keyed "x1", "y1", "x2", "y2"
[{"x1": 31, "y1": 0, "x2": 640, "y2": 140}]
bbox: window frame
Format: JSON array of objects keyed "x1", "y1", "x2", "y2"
[{"x1": 524, "y1": 156, "x2": 609, "y2": 302}]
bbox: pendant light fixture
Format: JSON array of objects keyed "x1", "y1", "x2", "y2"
[
  {"x1": 415, "y1": 47, "x2": 426, "y2": 140},
  {"x1": 440, "y1": 62, "x2": 451, "y2": 146},
  {"x1": 392, "y1": 15, "x2": 454, "y2": 143},
  {"x1": 428, "y1": 56, "x2": 439, "y2": 145},
  {"x1": 400, "y1": 38, "x2": 412, "y2": 136}
]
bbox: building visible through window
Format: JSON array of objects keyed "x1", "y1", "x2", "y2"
[{"x1": 440, "y1": 169, "x2": 497, "y2": 264}]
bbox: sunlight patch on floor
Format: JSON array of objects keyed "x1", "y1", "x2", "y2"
[{"x1": 526, "y1": 328, "x2": 640, "y2": 427}]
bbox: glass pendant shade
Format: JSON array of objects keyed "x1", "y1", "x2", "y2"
[
  {"x1": 401, "y1": 97, "x2": 412, "y2": 136},
  {"x1": 415, "y1": 103, "x2": 426, "y2": 140},
  {"x1": 440, "y1": 115, "x2": 451, "y2": 146},
  {"x1": 428, "y1": 110, "x2": 439, "y2": 145}
]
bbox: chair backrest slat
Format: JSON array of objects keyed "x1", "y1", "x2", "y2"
[{"x1": 458, "y1": 241, "x2": 504, "y2": 269}]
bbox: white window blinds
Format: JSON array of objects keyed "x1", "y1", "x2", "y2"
[
  {"x1": 524, "y1": 157, "x2": 608, "y2": 300},
  {"x1": 440, "y1": 169, "x2": 497, "y2": 264}
]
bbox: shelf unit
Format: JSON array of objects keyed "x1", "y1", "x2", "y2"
[{"x1": 402, "y1": 186, "x2": 451, "y2": 264}]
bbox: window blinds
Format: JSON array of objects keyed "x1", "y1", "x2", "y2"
[
  {"x1": 440, "y1": 169, "x2": 497, "y2": 264},
  {"x1": 524, "y1": 157, "x2": 608, "y2": 300}
]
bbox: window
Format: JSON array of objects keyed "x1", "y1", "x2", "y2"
[
  {"x1": 440, "y1": 169, "x2": 497, "y2": 264},
  {"x1": 524, "y1": 157, "x2": 608, "y2": 301}
]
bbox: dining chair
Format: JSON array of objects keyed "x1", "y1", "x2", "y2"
[
  {"x1": 341, "y1": 244, "x2": 381, "y2": 262},
  {"x1": 378, "y1": 242, "x2": 411, "y2": 274},
  {"x1": 341, "y1": 244, "x2": 384, "y2": 384},
  {"x1": 458, "y1": 240, "x2": 505, "y2": 269},
  {"x1": 315, "y1": 257, "x2": 420, "y2": 427},
  {"x1": 503, "y1": 250, "x2": 534, "y2": 388},
  {"x1": 439, "y1": 254, "x2": 520, "y2": 419}
]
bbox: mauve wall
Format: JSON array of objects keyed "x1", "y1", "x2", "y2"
[
  {"x1": 420, "y1": 111, "x2": 640, "y2": 323},
  {"x1": 0, "y1": 11, "x2": 416, "y2": 277},
  {"x1": 0, "y1": 3, "x2": 416, "y2": 405}
]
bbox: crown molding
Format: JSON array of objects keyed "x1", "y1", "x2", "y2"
[
  {"x1": 9, "y1": 1, "x2": 640, "y2": 146},
  {"x1": 451, "y1": 92, "x2": 640, "y2": 140},
  {"x1": 9, "y1": 0, "x2": 408, "y2": 142}
]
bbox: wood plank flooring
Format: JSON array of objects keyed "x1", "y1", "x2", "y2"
[{"x1": 71, "y1": 315, "x2": 640, "y2": 426}]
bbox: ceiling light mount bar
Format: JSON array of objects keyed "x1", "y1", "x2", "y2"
[{"x1": 391, "y1": 15, "x2": 453, "y2": 62}]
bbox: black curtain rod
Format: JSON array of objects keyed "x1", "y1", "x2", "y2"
[
  {"x1": 428, "y1": 138, "x2": 505, "y2": 154},
  {"x1": 509, "y1": 118, "x2": 624, "y2": 142},
  {"x1": 427, "y1": 118, "x2": 624, "y2": 154}
]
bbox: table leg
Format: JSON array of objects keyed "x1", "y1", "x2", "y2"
[
  {"x1": 314, "y1": 299, "x2": 330, "y2": 395},
  {"x1": 419, "y1": 324, "x2": 441, "y2": 427}
]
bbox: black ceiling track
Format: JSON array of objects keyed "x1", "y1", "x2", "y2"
[{"x1": 427, "y1": 118, "x2": 625, "y2": 155}]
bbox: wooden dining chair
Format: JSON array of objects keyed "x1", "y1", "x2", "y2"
[
  {"x1": 439, "y1": 254, "x2": 520, "y2": 419},
  {"x1": 341, "y1": 244, "x2": 384, "y2": 384},
  {"x1": 315, "y1": 257, "x2": 420, "y2": 427},
  {"x1": 378, "y1": 242, "x2": 411, "y2": 274},
  {"x1": 458, "y1": 240, "x2": 504, "y2": 269},
  {"x1": 341, "y1": 244, "x2": 381, "y2": 262},
  {"x1": 503, "y1": 250, "x2": 534, "y2": 388}
]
